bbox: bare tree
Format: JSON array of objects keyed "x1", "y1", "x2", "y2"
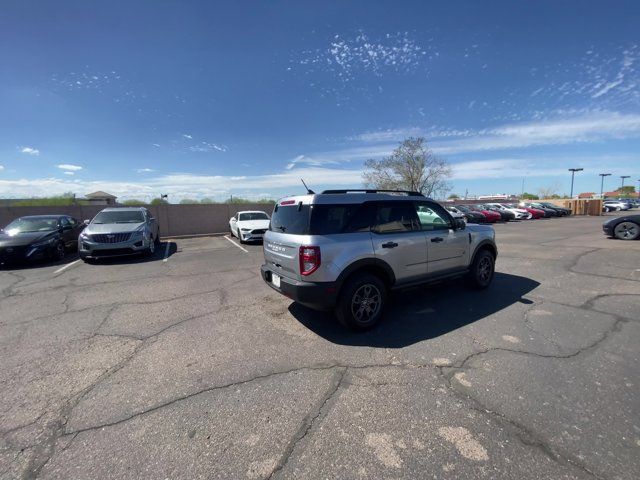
[
  {"x1": 362, "y1": 137, "x2": 452, "y2": 198},
  {"x1": 537, "y1": 182, "x2": 561, "y2": 199}
]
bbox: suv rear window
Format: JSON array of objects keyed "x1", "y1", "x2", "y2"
[
  {"x1": 269, "y1": 205, "x2": 310, "y2": 234},
  {"x1": 269, "y1": 203, "x2": 375, "y2": 235}
]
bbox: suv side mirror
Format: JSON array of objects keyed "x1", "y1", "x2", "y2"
[
  {"x1": 83, "y1": 219, "x2": 90, "y2": 226},
  {"x1": 454, "y1": 218, "x2": 466, "y2": 230}
]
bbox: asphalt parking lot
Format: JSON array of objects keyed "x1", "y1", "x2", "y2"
[{"x1": 1, "y1": 214, "x2": 639, "y2": 480}]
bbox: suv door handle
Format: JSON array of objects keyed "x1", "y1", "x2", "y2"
[
  {"x1": 430, "y1": 237, "x2": 444, "y2": 243},
  {"x1": 381, "y1": 242, "x2": 398, "y2": 249}
]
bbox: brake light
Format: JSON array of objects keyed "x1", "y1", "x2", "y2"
[
  {"x1": 299, "y1": 246, "x2": 321, "y2": 276},
  {"x1": 280, "y1": 200, "x2": 296, "y2": 205}
]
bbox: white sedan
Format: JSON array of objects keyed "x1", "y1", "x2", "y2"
[
  {"x1": 486, "y1": 202, "x2": 532, "y2": 220},
  {"x1": 229, "y1": 211, "x2": 271, "y2": 243}
]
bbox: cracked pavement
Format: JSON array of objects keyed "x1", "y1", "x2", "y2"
[{"x1": 1, "y1": 215, "x2": 639, "y2": 479}]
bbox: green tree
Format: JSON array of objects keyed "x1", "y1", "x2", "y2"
[
  {"x1": 616, "y1": 186, "x2": 636, "y2": 195},
  {"x1": 199, "y1": 198, "x2": 219, "y2": 204},
  {"x1": 121, "y1": 199, "x2": 146, "y2": 206},
  {"x1": 150, "y1": 197, "x2": 169, "y2": 205},
  {"x1": 179, "y1": 198, "x2": 199, "y2": 204},
  {"x1": 448, "y1": 193, "x2": 460, "y2": 199},
  {"x1": 521, "y1": 192, "x2": 540, "y2": 200},
  {"x1": 363, "y1": 137, "x2": 452, "y2": 197}
]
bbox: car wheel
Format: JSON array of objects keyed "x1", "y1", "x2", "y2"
[
  {"x1": 53, "y1": 241, "x2": 65, "y2": 261},
  {"x1": 467, "y1": 249, "x2": 495, "y2": 289},
  {"x1": 146, "y1": 237, "x2": 156, "y2": 256},
  {"x1": 335, "y1": 273, "x2": 387, "y2": 331},
  {"x1": 613, "y1": 221, "x2": 640, "y2": 240}
]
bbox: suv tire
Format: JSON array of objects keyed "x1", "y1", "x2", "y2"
[
  {"x1": 335, "y1": 273, "x2": 387, "y2": 331},
  {"x1": 467, "y1": 249, "x2": 495, "y2": 289}
]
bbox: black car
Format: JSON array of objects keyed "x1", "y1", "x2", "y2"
[
  {"x1": 0, "y1": 215, "x2": 85, "y2": 265},
  {"x1": 453, "y1": 205, "x2": 486, "y2": 223},
  {"x1": 602, "y1": 214, "x2": 640, "y2": 240},
  {"x1": 480, "y1": 205, "x2": 516, "y2": 221},
  {"x1": 537, "y1": 202, "x2": 571, "y2": 216},
  {"x1": 523, "y1": 203, "x2": 558, "y2": 218}
]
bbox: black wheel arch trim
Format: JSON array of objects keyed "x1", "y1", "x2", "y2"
[
  {"x1": 335, "y1": 258, "x2": 396, "y2": 290},
  {"x1": 471, "y1": 240, "x2": 498, "y2": 263}
]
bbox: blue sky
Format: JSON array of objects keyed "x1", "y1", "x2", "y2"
[{"x1": 1, "y1": 0, "x2": 639, "y2": 201}]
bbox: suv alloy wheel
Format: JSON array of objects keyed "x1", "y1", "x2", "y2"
[
  {"x1": 336, "y1": 273, "x2": 387, "y2": 331},
  {"x1": 467, "y1": 250, "x2": 495, "y2": 289}
]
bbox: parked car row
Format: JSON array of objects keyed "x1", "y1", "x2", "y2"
[
  {"x1": 445, "y1": 201, "x2": 571, "y2": 223},
  {"x1": 602, "y1": 199, "x2": 639, "y2": 212},
  {"x1": 0, "y1": 207, "x2": 160, "y2": 266}
]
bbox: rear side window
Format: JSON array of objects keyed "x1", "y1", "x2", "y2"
[
  {"x1": 372, "y1": 202, "x2": 420, "y2": 233},
  {"x1": 269, "y1": 204, "x2": 310, "y2": 234},
  {"x1": 309, "y1": 204, "x2": 374, "y2": 234}
]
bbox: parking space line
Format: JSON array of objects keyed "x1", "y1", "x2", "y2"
[
  {"x1": 54, "y1": 259, "x2": 80, "y2": 275},
  {"x1": 224, "y1": 235, "x2": 249, "y2": 253},
  {"x1": 162, "y1": 241, "x2": 171, "y2": 262}
]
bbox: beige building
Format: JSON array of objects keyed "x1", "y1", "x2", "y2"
[{"x1": 84, "y1": 191, "x2": 117, "y2": 206}]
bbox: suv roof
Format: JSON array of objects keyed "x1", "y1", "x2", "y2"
[
  {"x1": 100, "y1": 207, "x2": 148, "y2": 212},
  {"x1": 277, "y1": 189, "x2": 430, "y2": 206}
]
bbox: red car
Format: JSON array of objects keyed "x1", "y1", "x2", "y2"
[
  {"x1": 520, "y1": 206, "x2": 545, "y2": 219},
  {"x1": 463, "y1": 205, "x2": 501, "y2": 223}
]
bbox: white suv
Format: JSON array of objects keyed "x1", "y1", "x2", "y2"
[{"x1": 261, "y1": 190, "x2": 497, "y2": 330}]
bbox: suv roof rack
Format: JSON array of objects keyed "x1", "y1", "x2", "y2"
[{"x1": 320, "y1": 189, "x2": 425, "y2": 196}]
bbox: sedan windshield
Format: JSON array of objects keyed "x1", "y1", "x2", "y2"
[
  {"x1": 238, "y1": 212, "x2": 269, "y2": 221},
  {"x1": 92, "y1": 211, "x2": 145, "y2": 224},
  {"x1": 4, "y1": 217, "x2": 59, "y2": 233}
]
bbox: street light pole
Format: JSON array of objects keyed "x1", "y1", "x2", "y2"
[
  {"x1": 599, "y1": 173, "x2": 611, "y2": 197},
  {"x1": 620, "y1": 175, "x2": 630, "y2": 188},
  {"x1": 568, "y1": 168, "x2": 583, "y2": 198}
]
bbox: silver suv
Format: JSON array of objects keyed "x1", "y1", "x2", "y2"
[
  {"x1": 261, "y1": 190, "x2": 497, "y2": 330},
  {"x1": 79, "y1": 207, "x2": 160, "y2": 261}
]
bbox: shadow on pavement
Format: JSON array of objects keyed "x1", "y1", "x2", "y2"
[
  {"x1": 83, "y1": 241, "x2": 178, "y2": 265},
  {"x1": 288, "y1": 272, "x2": 539, "y2": 348},
  {"x1": 0, "y1": 251, "x2": 80, "y2": 271}
]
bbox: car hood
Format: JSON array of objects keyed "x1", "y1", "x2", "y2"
[
  {"x1": 466, "y1": 224, "x2": 494, "y2": 234},
  {"x1": 85, "y1": 222, "x2": 145, "y2": 234},
  {"x1": 0, "y1": 230, "x2": 57, "y2": 247},
  {"x1": 237, "y1": 219, "x2": 270, "y2": 230}
]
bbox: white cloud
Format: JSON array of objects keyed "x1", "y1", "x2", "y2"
[
  {"x1": 63, "y1": 171, "x2": 75, "y2": 176},
  {"x1": 20, "y1": 146, "x2": 40, "y2": 156},
  {"x1": 56, "y1": 164, "x2": 83, "y2": 171},
  {"x1": 136, "y1": 168, "x2": 155, "y2": 173},
  {"x1": 285, "y1": 155, "x2": 341, "y2": 170},
  {"x1": 431, "y1": 111, "x2": 640, "y2": 154},
  {"x1": 152, "y1": 143, "x2": 161, "y2": 148},
  {"x1": 0, "y1": 165, "x2": 4, "y2": 171},
  {"x1": 182, "y1": 134, "x2": 193, "y2": 139},
  {"x1": 189, "y1": 142, "x2": 227, "y2": 153},
  {"x1": 0, "y1": 167, "x2": 364, "y2": 200},
  {"x1": 348, "y1": 111, "x2": 640, "y2": 157}
]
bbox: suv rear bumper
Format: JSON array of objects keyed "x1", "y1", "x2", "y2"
[{"x1": 260, "y1": 265, "x2": 338, "y2": 310}]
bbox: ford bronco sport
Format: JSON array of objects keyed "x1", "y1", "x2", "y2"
[{"x1": 261, "y1": 189, "x2": 497, "y2": 330}]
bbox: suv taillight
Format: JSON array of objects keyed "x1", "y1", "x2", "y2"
[{"x1": 299, "y1": 246, "x2": 321, "y2": 276}]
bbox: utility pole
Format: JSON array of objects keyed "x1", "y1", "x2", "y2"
[
  {"x1": 599, "y1": 173, "x2": 611, "y2": 197},
  {"x1": 568, "y1": 168, "x2": 583, "y2": 198}
]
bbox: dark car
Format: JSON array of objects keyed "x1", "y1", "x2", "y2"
[
  {"x1": 602, "y1": 214, "x2": 640, "y2": 240},
  {"x1": 537, "y1": 202, "x2": 571, "y2": 216},
  {"x1": 0, "y1": 215, "x2": 84, "y2": 265},
  {"x1": 480, "y1": 204, "x2": 515, "y2": 222},
  {"x1": 522, "y1": 203, "x2": 559, "y2": 218},
  {"x1": 452, "y1": 205, "x2": 487, "y2": 223}
]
